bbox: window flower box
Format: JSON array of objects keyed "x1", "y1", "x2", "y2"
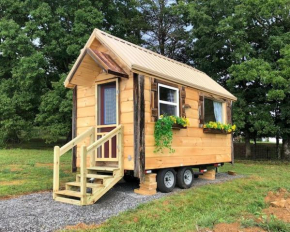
[
  {"x1": 203, "y1": 121, "x2": 236, "y2": 134},
  {"x1": 203, "y1": 128, "x2": 231, "y2": 134},
  {"x1": 172, "y1": 123, "x2": 187, "y2": 130}
]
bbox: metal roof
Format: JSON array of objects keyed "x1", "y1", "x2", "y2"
[
  {"x1": 95, "y1": 30, "x2": 236, "y2": 100},
  {"x1": 65, "y1": 29, "x2": 236, "y2": 100}
]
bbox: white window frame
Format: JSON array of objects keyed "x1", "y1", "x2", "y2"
[{"x1": 158, "y1": 83, "x2": 179, "y2": 117}]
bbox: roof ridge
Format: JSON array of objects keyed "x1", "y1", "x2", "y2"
[{"x1": 96, "y1": 29, "x2": 206, "y2": 75}]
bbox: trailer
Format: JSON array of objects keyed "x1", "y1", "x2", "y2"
[{"x1": 52, "y1": 29, "x2": 237, "y2": 205}]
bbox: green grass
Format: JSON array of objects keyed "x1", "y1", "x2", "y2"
[
  {"x1": 0, "y1": 148, "x2": 75, "y2": 198},
  {"x1": 63, "y1": 161, "x2": 290, "y2": 232}
]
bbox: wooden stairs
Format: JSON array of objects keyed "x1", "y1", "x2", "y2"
[
  {"x1": 53, "y1": 125, "x2": 124, "y2": 206},
  {"x1": 54, "y1": 166, "x2": 123, "y2": 205}
]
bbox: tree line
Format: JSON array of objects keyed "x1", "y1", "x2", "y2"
[{"x1": 0, "y1": 0, "x2": 289, "y2": 158}]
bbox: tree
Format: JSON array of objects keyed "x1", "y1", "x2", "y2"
[
  {"x1": 0, "y1": 0, "x2": 144, "y2": 145},
  {"x1": 277, "y1": 45, "x2": 290, "y2": 159},
  {"x1": 140, "y1": 0, "x2": 190, "y2": 62},
  {"x1": 182, "y1": 0, "x2": 290, "y2": 157}
]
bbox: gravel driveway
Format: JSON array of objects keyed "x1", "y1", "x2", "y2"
[{"x1": 0, "y1": 173, "x2": 242, "y2": 232}]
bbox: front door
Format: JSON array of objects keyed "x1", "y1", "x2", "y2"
[{"x1": 96, "y1": 80, "x2": 118, "y2": 160}]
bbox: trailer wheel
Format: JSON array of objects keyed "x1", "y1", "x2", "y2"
[
  {"x1": 177, "y1": 167, "x2": 194, "y2": 189},
  {"x1": 157, "y1": 169, "x2": 176, "y2": 193}
]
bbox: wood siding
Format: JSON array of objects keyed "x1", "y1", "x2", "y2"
[
  {"x1": 143, "y1": 75, "x2": 232, "y2": 170},
  {"x1": 75, "y1": 75, "x2": 135, "y2": 170},
  {"x1": 76, "y1": 85, "x2": 96, "y2": 167}
]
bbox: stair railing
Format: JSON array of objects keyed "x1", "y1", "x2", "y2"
[
  {"x1": 53, "y1": 127, "x2": 95, "y2": 199},
  {"x1": 79, "y1": 125, "x2": 123, "y2": 204}
]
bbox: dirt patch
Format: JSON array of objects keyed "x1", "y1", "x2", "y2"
[
  {"x1": 264, "y1": 188, "x2": 289, "y2": 203},
  {"x1": 200, "y1": 223, "x2": 265, "y2": 232},
  {"x1": 263, "y1": 188, "x2": 290, "y2": 222},
  {"x1": 63, "y1": 223, "x2": 101, "y2": 231},
  {"x1": 0, "y1": 180, "x2": 25, "y2": 186},
  {"x1": 35, "y1": 163, "x2": 53, "y2": 168},
  {"x1": 263, "y1": 207, "x2": 290, "y2": 222}
]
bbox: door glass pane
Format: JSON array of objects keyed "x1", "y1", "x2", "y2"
[
  {"x1": 160, "y1": 103, "x2": 177, "y2": 116},
  {"x1": 104, "y1": 87, "x2": 116, "y2": 124},
  {"x1": 159, "y1": 86, "x2": 177, "y2": 103}
]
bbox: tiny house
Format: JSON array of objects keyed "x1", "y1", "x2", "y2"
[{"x1": 53, "y1": 29, "x2": 237, "y2": 205}]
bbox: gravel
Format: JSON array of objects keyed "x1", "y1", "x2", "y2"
[{"x1": 0, "y1": 172, "x2": 242, "y2": 232}]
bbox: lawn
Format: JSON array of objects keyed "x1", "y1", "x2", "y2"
[
  {"x1": 1, "y1": 149, "x2": 290, "y2": 231},
  {"x1": 62, "y1": 161, "x2": 290, "y2": 232},
  {"x1": 0, "y1": 148, "x2": 75, "y2": 199}
]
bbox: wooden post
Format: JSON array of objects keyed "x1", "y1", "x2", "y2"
[
  {"x1": 133, "y1": 73, "x2": 145, "y2": 182},
  {"x1": 53, "y1": 146, "x2": 60, "y2": 199},
  {"x1": 72, "y1": 86, "x2": 77, "y2": 172},
  {"x1": 118, "y1": 126, "x2": 124, "y2": 174},
  {"x1": 80, "y1": 145, "x2": 87, "y2": 205},
  {"x1": 90, "y1": 128, "x2": 95, "y2": 167}
]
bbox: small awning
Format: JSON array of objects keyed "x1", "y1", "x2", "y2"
[
  {"x1": 65, "y1": 47, "x2": 128, "y2": 88},
  {"x1": 88, "y1": 49, "x2": 128, "y2": 78}
]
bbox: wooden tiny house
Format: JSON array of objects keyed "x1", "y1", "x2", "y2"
[{"x1": 53, "y1": 29, "x2": 237, "y2": 205}]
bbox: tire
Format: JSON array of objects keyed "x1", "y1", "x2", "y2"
[
  {"x1": 157, "y1": 168, "x2": 176, "y2": 193},
  {"x1": 176, "y1": 167, "x2": 194, "y2": 189}
]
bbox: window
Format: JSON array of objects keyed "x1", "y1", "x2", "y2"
[
  {"x1": 103, "y1": 86, "x2": 116, "y2": 125},
  {"x1": 204, "y1": 98, "x2": 223, "y2": 123},
  {"x1": 158, "y1": 84, "x2": 179, "y2": 117}
]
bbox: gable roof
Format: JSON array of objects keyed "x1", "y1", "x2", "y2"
[{"x1": 65, "y1": 29, "x2": 237, "y2": 101}]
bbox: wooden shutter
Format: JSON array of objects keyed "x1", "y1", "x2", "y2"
[
  {"x1": 151, "y1": 78, "x2": 158, "y2": 122},
  {"x1": 226, "y1": 100, "x2": 232, "y2": 124},
  {"x1": 199, "y1": 94, "x2": 204, "y2": 125},
  {"x1": 179, "y1": 86, "x2": 186, "y2": 117}
]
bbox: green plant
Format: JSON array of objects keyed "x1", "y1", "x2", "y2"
[
  {"x1": 204, "y1": 121, "x2": 236, "y2": 133},
  {"x1": 154, "y1": 115, "x2": 190, "y2": 153}
]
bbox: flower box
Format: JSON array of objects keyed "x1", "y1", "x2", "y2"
[
  {"x1": 172, "y1": 123, "x2": 187, "y2": 130},
  {"x1": 203, "y1": 128, "x2": 231, "y2": 134}
]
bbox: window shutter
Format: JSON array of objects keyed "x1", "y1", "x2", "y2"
[
  {"x1": 151, "y1": 79, "x2": 158, "y2": 121},
  {"x1": 226, "y1": 100, "x2": 232, "y2": 124},
  {"x1": 199, "y1": 94, "x2": 204, "y2": 125},
  {"x1": 179, "y1": 86, "x2": 186, "y2": 117}
]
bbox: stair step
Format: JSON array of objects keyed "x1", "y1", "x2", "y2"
[
  {"x1": 66, "y1": 182, "x2": 104, "y2": 188},
  {"x1": 87, "y1": 166, "x2": 119, "y2": 172},
  {"x1": 77, "y1": 174, "x2": 113, "y2": 180},
  {"x1": 55, "y1": 190, "x2": 90, "y2": 198},
  {"x1": 55, "y1": 197, "x2": 81, "y2": 206}
]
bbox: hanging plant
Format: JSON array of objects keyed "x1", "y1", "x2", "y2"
[{"x1": 154, "y1": 115, "x2": 190, "y2": 153}]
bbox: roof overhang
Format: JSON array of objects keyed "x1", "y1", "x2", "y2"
[
  {"x1": 132, "y1": 64, "x2": 237, "y2": 101},
  {"x1": 64, "y1": 47, "x2": 128, "y2": 88}
]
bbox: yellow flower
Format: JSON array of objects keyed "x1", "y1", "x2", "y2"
[
  {"x1": 232, "y1": 125, "x2": 236, "y2": 131},
  {"x1": 228, "y1": 129, "x2": 232, "y2": 133},
  {"x1": 160, "y1": 115, "x2": 163, "y2": 119}
]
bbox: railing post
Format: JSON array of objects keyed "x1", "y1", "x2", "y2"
[
  {"x1": 90, "y1": 127, "x2": 95, "y2": 167},
  {"x1": 118, "y1": 126, "x2": 124, "y2": 174},
  {"x1": 80, "y1": 145, "x2": 87, "y2": 205},
  {"x1": 53, "y1": 146, "x2": 60, "y2": 199}
]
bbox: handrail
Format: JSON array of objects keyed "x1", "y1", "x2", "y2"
[
  {"x1": 60, "y1": 127, "x2": 94, "y2": 156},
  {"x1": 79, "y1": 125, "x2": 123, "y2": 205},
  {"x1": 87, "y1": 125, "x2": 122, "y2": 153},
  {"x1": 53, "y1": 126, "x2": 95, "y2": 199}
]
